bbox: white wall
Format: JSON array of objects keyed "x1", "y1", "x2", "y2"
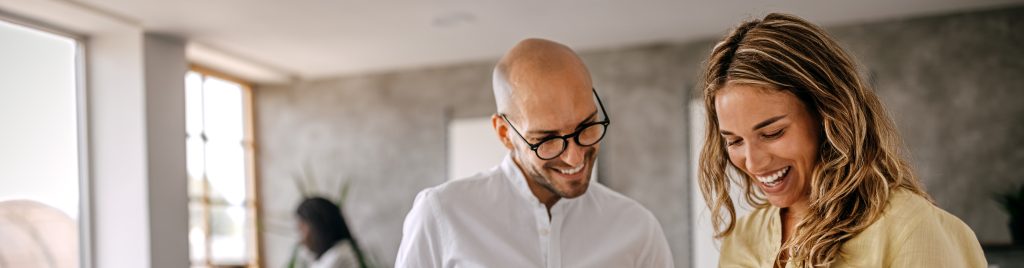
[
  {"x1": 88, "y1": 29, "x2": 190, "y2": 268},
  {"x1": 88, "y1": 30, "x2": 190, "y2": 268},
  {"x1": 88, "y1": 27, "x2": 154, "y2": 268}
]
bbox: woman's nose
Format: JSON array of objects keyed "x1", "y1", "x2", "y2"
[{"x1": 744, "y1": 142, "x2": 771, "y2": 173}]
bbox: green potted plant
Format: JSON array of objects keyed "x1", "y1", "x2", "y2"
[{"x1": 995, "y1": 184, "x2": 1024, "y2": 245}]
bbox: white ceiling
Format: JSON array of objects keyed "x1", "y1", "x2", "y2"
[{"x1": 76, "y1": 0, "x2": 1023, "y2": 82}]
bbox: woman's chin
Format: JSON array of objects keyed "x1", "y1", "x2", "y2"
[{"x1": 766, "y1": 195, "x2": 799, "y2": 208}]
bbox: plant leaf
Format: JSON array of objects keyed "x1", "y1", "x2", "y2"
[{"x1": 291, "y1": 170, "x2": 308, "y2": 198}]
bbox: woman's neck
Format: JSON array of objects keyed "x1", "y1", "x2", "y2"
[
  {"x1": 780, "y1": 200, "x2": 810, "y2": 249},
  {"x1": 777, "y1": 199, "x2": 810, "y2": 267},
  {"x1": 787, "y1": 198, "x2": 810, "y2": 219}
]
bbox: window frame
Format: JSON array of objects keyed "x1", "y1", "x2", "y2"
[
  {"x1": 187, "y1": 64, "x2": 264, "y2": 268},
  {"x1": 0, "y1": 9, "x2": 92, "y2": 268}
]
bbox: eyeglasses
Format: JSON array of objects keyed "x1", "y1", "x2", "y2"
[{"x1": 500, "y1": 88, "x2": 610, "y2": 160}]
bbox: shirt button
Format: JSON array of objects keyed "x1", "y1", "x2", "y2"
[{"x1": 539, "y1": 228, "x2": 549, "y2": 236}]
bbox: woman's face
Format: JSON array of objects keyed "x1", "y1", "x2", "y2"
[
  {"x1": 715, "y1": 84, "x2": 820, "y2": 209},
  {"x1": 297, "y1": 219, "x2": 312, "y2": 249}
]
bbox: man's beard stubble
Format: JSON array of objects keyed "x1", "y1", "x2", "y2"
[{"x1": 515, "y1": 146, "x2": 596, "y2": 199}]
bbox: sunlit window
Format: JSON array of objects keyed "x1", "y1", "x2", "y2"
[
  {"x1": 0, "y1": 17, "x2": 81, "y2": 268},
  {"x1": 186, "y1": 69, "x2": 259, "y2": 268}
]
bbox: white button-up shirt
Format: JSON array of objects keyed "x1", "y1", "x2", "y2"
[{"x1": 395, "y1": 155, "x2": 674, "y2": 268}]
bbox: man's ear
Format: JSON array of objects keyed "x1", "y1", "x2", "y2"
[{"x1": 492, "y1": 113, "x2": 515, "y2": 150}]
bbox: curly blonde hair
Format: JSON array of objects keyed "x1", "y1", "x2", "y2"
[{"x1": 698, "y1": 13, "x2": 931, "y2": 267}]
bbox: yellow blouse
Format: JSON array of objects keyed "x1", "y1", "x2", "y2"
[{"x1": 719, "y1": 189, "x2": 988, "y2": 267}]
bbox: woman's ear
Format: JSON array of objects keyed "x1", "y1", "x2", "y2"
[{"x1": 492, "y1": 114, "x2": 514, "y2": 150}]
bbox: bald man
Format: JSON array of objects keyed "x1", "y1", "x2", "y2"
[{"x1": 395, "y1": 39, "x2": 673, "y2": 268}]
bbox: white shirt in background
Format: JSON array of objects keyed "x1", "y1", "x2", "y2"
[
  {"x1": 296, "y1": 240, "x2": 358, "y2": 268},
  {"x1": 395, "y1": 155, "x2": 674, "y2": 268}
]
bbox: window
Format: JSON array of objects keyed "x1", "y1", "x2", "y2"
[
  {"x1": 447, "y1": 117, "x2": 508, "y2": 181},
  {"x1": 0, "y1": 17, "x2": 83, "y2": 267},
  {"x1": 186, "y1": 68, "x2": 260, "y2": 268}
]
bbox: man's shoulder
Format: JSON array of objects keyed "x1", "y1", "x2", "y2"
[
  {"x1": 579, "y1": 183, "x2": 668, "y2": 247},
  {"x1": 585, "y1": 183, "x2": 660, "y2": 222},
  {"x1": 432, "y1": 168, "x2": 503, "y2": 191},
  {"x1": 415, "y1": 168, "x2": 509, "y2": 207}
]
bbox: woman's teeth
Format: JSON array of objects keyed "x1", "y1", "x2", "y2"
[
  {"x1": 756, "y1": 167, "x2": 790, "y2": 186},
  {"x1": 557, "y1": 165, "x2": 584, "y2": 175}
]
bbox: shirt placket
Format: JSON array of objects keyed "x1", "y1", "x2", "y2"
[
  {"x1": 547, "y1": 204, "x2": 563, "y2": 268},
  {"x1": 534, "y1": 202, "x2": 552, "y2": 267}
]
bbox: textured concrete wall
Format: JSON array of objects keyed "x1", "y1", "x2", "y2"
[
  {"x1": 254, "y1": 6, "x2": 1024, "y2": 267},
  {"x1": 254, "y1": 63, "x2": 495, "y2": 267},
  {"x1": 827, "y1": 6, "x2": 1024, "y2": 244}
]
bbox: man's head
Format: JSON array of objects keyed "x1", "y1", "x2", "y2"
[{"x1": 491, "y1": 38, "x2": 604, "y2": 204}]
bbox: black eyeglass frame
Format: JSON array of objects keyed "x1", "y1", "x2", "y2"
[{"x1": 500, "y1": 88, "x2": 611, "y2": 160}]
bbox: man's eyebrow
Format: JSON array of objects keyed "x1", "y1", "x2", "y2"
[
  {"x1": 719, "y1": 114, "x2": 788, "y2": 136},
  {"x1": 525, "y1": 110, "x2": 599, "y2": 135}
]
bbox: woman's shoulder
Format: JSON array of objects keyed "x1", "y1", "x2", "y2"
[
  {"x1": 732, "y1": 205, "x2": 777, "y2": 237},
  {"x1": 883, "y1": 188, "x2": 933, "y2": 216},
  {"x1": 869, "y1": 188, "x2": 987, "y2": 266},
  {"x1": 881, "y1": 188, "x2": 969, "y2": 232},
  {"x1": 876, "y1": 188, "x2": 953, "y2": 235}
]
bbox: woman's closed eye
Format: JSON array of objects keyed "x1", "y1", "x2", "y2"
[
  {"x1": 726, "y1": 137, "x2": 743, "y2": 147},
  {"x1": 762, "y1": 128, "x2": 785, "y2": 140}
]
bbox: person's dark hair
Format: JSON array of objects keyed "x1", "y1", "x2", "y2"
[{"x1": 296, "y1": 196, "x2": 364, "y2": 264}]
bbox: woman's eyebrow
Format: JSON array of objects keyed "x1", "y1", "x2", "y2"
[
  {"x1": 753, "y1": 115, "x2": 787, "y2": 131},
  {"x1": 719, "y1": 114, "x2": 788, "y2": 136}
]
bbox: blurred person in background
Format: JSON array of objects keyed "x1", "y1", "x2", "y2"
[{"x1": 294, "y1": 197, "x2": 366, "y2": 268}]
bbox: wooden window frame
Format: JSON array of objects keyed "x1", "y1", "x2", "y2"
[{"x1": 188, "y1": 64, "x2": 264, "y2": 268}]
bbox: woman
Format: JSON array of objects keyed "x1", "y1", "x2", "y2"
[
  {"x1": 698, "y1": 13, "x2": 987, "y2": 267},
  {"x1": 294, "y1": 197, "x2": 366, "y2": 268}
]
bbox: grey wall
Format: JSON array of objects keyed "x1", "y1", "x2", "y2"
[
  {"x1": 255, "y1": 63, "x2": 497, "y2": 267},
  {"x1": 826, "y1": 7, "x2": 1024, "y2": 244},
  {"x1": 142, "y1": 33, "x2": 190, "y2": 268},
  {"x1": 254, "y1": 6, "x2": 1024, "y2": 267}
]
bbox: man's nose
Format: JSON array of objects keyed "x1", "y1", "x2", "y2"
[{"x1": 559, "y1": 140, "x2": 586, "y2": 167}]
